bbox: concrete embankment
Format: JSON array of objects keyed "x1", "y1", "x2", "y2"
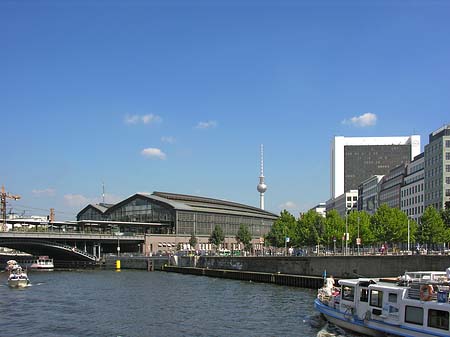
[
  {"x1": 179, "y1": 255, "x2": 450, "y2": 279},
  {"x1": 163, "y1": 265, "x2": 324, "y2": 289},
  {"x1": 103, "y1": 256, "x2": 169, "y2": 270}
]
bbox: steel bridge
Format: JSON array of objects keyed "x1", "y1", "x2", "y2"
[{"x1": 0, "y1": 232, "x2": 145, "y2": 263}]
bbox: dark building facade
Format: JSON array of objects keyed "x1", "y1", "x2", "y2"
[{"x1": 344, "y1": 145, "x2": 411, "y2": 195}]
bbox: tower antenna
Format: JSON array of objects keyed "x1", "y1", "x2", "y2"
[
  {"x1": 257, "y1": 144, "x2": 268, "y2": 210},
  {"x1": 102, "y1": 181, "x2": 105, "y2": 204}
]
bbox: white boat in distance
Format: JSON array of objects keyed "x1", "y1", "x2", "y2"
[
  {"x1": 8, "y1": 265, "x2": 30, "y2": 288},
  {"x1": 315, "y1": 271, "x2": 450, "y2": 337},
  {"x1": 30, "y1": 256, "x2": 54, "y2": 270}
]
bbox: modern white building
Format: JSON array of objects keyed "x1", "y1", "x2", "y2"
[
  {"x1": 327, "y1": 190, "x2": 358, "y2": 218},
  {"x1": 331, "y1": 135, "x2": 421, "y2": 199},
  {"x1": 310, "y1": 203, "x2": 327, "y2": 217},
  {"x1": 401, "y1": 153, "x2": 425, "y2": 223}
]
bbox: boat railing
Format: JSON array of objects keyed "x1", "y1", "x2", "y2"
[{"x1": 406, "y1": 280, "x2": 450, "y2": 302}]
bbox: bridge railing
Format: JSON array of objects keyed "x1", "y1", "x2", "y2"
[{"x1": 0, "y1": 231, "x2": 145, "y2": 241}]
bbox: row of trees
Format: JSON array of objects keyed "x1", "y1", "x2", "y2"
[
  {"x1": 265, "y1": 204, "x2": 450, "y2": 251},
  {"x1": 187, "y1": 224, "x2": 253, "y2": 252}
]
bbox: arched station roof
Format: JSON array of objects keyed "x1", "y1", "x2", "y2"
[{"x1": 78, "y1": 191, "x2": 278, "y2": 220}]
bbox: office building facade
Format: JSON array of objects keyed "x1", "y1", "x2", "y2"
[
  {"x1": 401, "y1": 153, "x2": 425, "y2": 223},
  {"x1": 424, "y1": 125, "x2": 450, "y2": 211}
]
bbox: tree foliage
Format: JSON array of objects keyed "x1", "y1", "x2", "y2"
[
  {"x1": 209, "y1": 225, "x2": 225, "y2": 250},
  {"x1": 418, "y1": 206, "x2": 446, "y2": 246},
  {"x1": 189, "y1": 233, "x2": 198, "y2": 250},
  {"x1": 265, "y1": 210, "x2": 296, "y2": 248},
  {"x1": 236, "y1": 224, "x2": 252, "y2": 251}
]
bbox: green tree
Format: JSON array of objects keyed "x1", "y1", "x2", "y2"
[
  {"x1": 236, "y1": 224, "x2": 252, "y2": 251},
  {"x1": 370, "y1": 204, "x2": 409, "y2": 245},
  {"x1": 209, "y1": 225, "x2": 225, "y2": 251},
  {"x1": 265, "y1": 210, "x2": 297, "y2": 247},
  {"x1": 189, "y1": 233, "x2": 198, "y2": 250},
  {"x1": 347, "y1": 211, "x2": 374, "y2": 248},
  {"x1": 441, "y1": 207, "x2": 450, "y2": 244},
  {"x1": 324, "y1": 210, "x2": 345, "y2": 250},
  {"x1": 298, "y1": 209, "x2": 325, "y2": 247},
  {"x1": 418, "y1": 206, "x2": 446, "y2": 248}
]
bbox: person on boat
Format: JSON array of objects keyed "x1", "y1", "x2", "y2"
[{"x1": 325, "y1": 275, "x2": 335, "y2": 296}]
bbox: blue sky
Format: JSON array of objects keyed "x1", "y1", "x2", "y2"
[{"x1": 1, "y1": 0, "x2": 449, "y2": 220}]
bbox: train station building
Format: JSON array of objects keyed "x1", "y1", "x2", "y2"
[{"x1": 77, "y1": 191, "x2": 278, "y2": 254}]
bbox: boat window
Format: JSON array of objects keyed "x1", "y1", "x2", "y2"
[
  {"x1": 369, "y1": 289, "x2": 383, "y2": 308},
  {"x1": 360, "y1": 288, "x2": 368, "y2": 302},
  {"x1": 405, "y1": 306, "x2": 423, "y2": 326},
  {"x1": 388, "y1": 293, "x2": 397, "y2": 303},
  {"x1": 342, "y1": 286, "x2": 355, "y2": 301},
  {"x1": 428, "y1": 309, "x2": 449, "y2": 331}
]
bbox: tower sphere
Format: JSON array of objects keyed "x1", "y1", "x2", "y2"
[{"x1": 257, "y1": 182, "x2": 267, "y2": 193}]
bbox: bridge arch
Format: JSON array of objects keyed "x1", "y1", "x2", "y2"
[{"x1": 0, "y1": 239, "x2": 97, "y2": 262}]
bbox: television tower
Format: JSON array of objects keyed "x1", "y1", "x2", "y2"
[{"x1": 257, "y1": 144, "x2": 267, "y2": 210}]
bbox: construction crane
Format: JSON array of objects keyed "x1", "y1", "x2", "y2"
[{"x1": 1, "y1": 185, "x2": 21, "y2": 231}]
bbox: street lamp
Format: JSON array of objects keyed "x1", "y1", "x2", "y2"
[
  {"x1": 345, "y1": 209, "x2": 348, "y2": 256},
  {"x1": 357, "y1": 216, "x2": 360, "y2": 256},
  {"x1": 115, "y1": 231, "x2": 123, "y2": 257}
]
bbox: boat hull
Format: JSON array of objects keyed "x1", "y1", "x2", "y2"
[
  {"x1": 314, "y1": 299, "x2": 384, "y2": 337},
  {"x1": 8, "y1": 279, "x2": 29, "y2": 288}
]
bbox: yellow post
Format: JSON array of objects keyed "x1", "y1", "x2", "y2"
[{"x1": 115, "y1": 259, "x2": 121, "y2": 270}]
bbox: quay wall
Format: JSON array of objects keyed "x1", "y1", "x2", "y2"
[
  {"x1": 183, "y1": 255, "x2": 450, "y2": 278},
  {"x1": 103, "y1": 256, "x2": 169, "y2": 270}
]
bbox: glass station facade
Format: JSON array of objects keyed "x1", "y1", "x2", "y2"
[{"x1": 77, "y1": 192, "x2": 277, "y2": 238}]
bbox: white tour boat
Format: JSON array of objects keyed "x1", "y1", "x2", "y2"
[
  {"x1": 30, "y1": 256, "x2": 54, "y2": 270},
  {"x1": 8, "y1": 265, "x2": 30, "y2": 288},
  {"x1": 315, "y1": 271, "x2": 450, "y2": 337}
]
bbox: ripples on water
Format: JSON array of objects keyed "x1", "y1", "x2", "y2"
[{"x1": 0, "y1": 270, "x2": 359, "y2": 337}]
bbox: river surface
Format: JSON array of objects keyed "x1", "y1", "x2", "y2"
[{"x1": 0, "y1": 270, "x2": 359, "y2": 337}]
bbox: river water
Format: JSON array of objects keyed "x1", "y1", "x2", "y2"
[{"x1": 0, "y1": 270, "x2": 358, "y2": 337}]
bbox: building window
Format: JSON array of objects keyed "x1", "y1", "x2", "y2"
[
  {"x1": 405, "y1": 306, "x2": 423, "y2": 325},
  {"x1": 446, "y1": 140, "x2": 450, "y2": 148},
  {"x1": 428, "y1": 309, "x2": 449, "y2": 331},
  {"x1": 446, "y1": 152, "x2": 450, "y2": 160},
  {"x1": 446, "y1": 189, "x2": 450, "y2": 197},
  {"x1": 446, "y1": 177, "x2": 450, "y2": 185},
  {"x1": 447, "y1": 165, "x2": 450, "y2": 172}
]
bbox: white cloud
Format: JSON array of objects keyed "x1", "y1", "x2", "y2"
[
  {"x1": 342, "y1": 112, "x2": 377, "y2": 127},
  {"x1": 125, "y1": 114, "x2": 162, "y2": 125},
  {"x1": 141, "y1": 147, "x2": 167, "y2": 160},
  {"x1": 32, "y1": 188, "x2": 56, "y2": 197},
  {"x1": 64, "y1": 193, "x2": 123, "y2": 208},
  {"x1": 161, "y1": 136, "x2": 176, "y2": 144},
  {"x1": 195, "y1": 120, "x2": 217, "y2": 129},
  {"x1": 64, "y1": 194, "x2": 90, "y2": 208},
  {"x1": 279, "y1": 201, "x2": 298, "y2": 210}
]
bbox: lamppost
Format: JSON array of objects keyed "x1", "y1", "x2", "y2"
[
  {"x1": 357, "y1": 216, "x2": 360, "y2": 256},
  {"x1": 407, "y1": 218, "x2": 410, "y2": 254},
  {"x1": 115, "y1": 231, "x2": 123, "y2": 257},
  {"x1": 345, "y1": 209, "x2": 348, "y2": 256}
]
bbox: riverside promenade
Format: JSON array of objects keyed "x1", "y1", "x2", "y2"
[
  {"x1": 159, "y1": 254, "x2": 450, "y2": 289},
  {"x1": 102, "y1": 254, "x2": 450, "y2": 289}
]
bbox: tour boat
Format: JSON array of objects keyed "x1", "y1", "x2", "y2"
[
  {"x1": 30, "y1": 256, "x2": 54, "y2": 270},
  {"x1": 314, "y1": 271, "x2": 450, "y2": 337},
  {"x1": 7, "y1": 265, "x2": 30, "y2": 288}
]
